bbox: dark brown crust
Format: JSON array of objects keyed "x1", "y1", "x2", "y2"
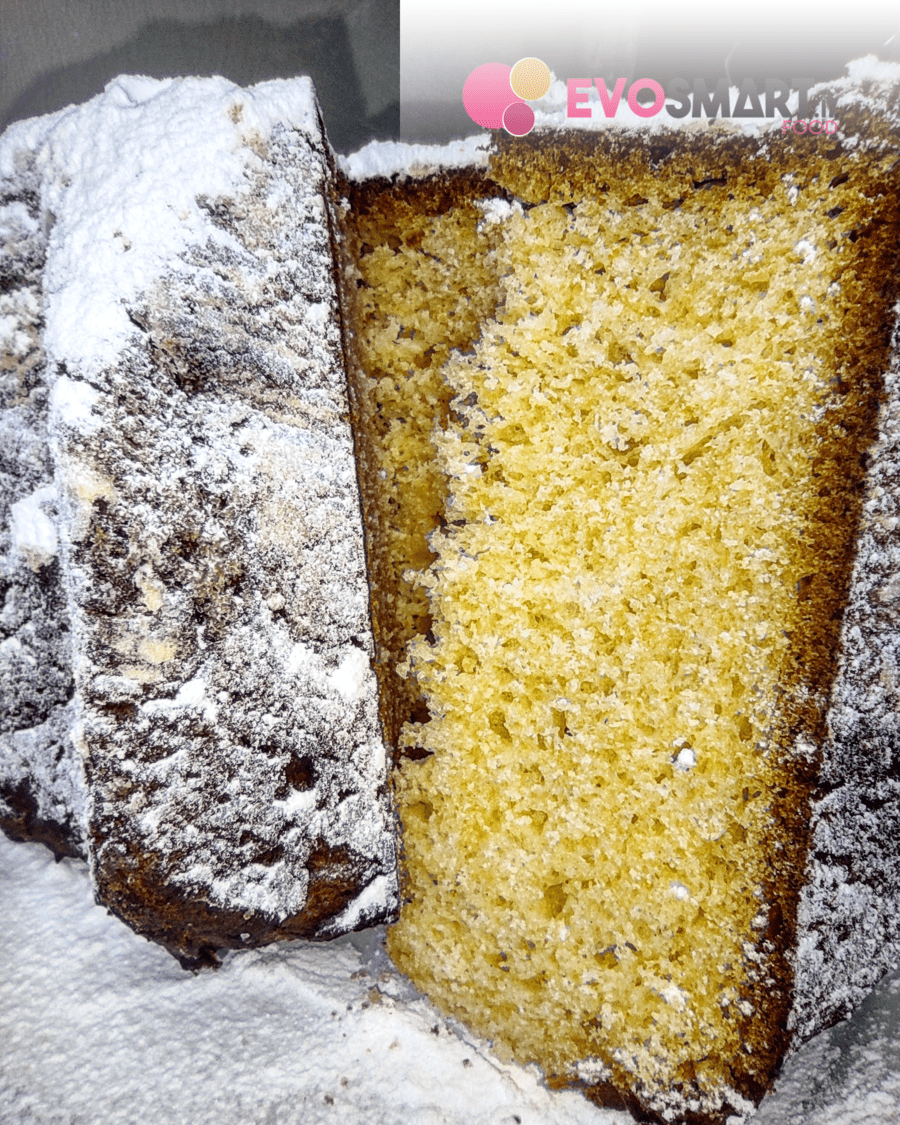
[
  {"x1": 581, "y1": 1078, "x2": 660, "y2": 1123},
  {"x1": 339, "y1": 166, "x2": 511, "y2": 223},
  {"x1": 93, "y1": 836, "x2": 379, "y2": 969},
  {"x1": 333, "y1": 166, "x2": 510, "y2": 750},
  {"x1": 0, "y1": 778, "x2": 83, "y2": 861}
]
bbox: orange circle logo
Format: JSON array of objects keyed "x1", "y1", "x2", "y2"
[{"x1": 510, "y1": 58, "x2": 551, "y2": 102}]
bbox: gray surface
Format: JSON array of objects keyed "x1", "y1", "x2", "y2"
[{"x1": 0, "y1": 0, "x2": 398, "y2": 153}]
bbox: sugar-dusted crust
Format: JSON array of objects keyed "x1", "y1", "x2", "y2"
[
  {"x1": 0, "y1": 123, "x2": 86, "y2": 862},
  {"x1": 0, "y1": 77, "x2": 398, "y2": 965},
  {"x1": 792, "y1": 322, "x2": 900, "y2": 1037}
]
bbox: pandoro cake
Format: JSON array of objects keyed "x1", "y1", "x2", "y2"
[
  {"x1": 2, "y1": 64, "x2": 900, "y2": 1123},
  {"x1": 0, "y1": 76, "x2": 398, "y2": 966},
  {"x1": 337, "y1": 67, "x2": 900, "y2": 1124}
]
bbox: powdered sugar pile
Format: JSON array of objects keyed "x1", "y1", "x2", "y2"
[
  {"x1": 3, "y1": 832, "x2": 900, "y2": 1125},
  {"x1": 339, "y1": 132, "x2": 491, "y2": 181},
  {"x1": 16, "y1": 75, "x2": 320, "y2": 378}
]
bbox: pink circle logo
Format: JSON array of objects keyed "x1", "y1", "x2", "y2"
[
  {"x1": 462, "y1": 58, "x2": 551, "y2": 136},
  {"x1": 503, "y1": 101, "x2": 535, "y2": 136}
]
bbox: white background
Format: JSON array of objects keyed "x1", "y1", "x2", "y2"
[{"x1": 400, "y1": 0, "x2": 900, "y2": 139}]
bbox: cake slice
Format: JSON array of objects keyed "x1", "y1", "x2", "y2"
[
  {"x1": 338, "y1": 72, "x2": 900, "y2": 1123},
  {"x1": 0, "y1": 76, "x2": 398, "y2": 966}
]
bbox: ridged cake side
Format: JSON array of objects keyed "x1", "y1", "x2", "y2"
[
  {"x1": 2, "y1": 76, "x2": 399, "y2": 965},
  {"x1": 0, "y1": 118, "x2": 86, "y2": 861}
]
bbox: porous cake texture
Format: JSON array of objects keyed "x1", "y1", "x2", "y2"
[
  {"x1": 337, "y1": 170, "x2": 508, "y2": 747},
  {"x1": 341, "y1": 101, "x2": 900, "y2": 1122},
  {"x1": 0, "y1": 76, "x2": 398, "y2": 965}
]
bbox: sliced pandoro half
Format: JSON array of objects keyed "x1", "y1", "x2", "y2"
[
  {"x1": 337, "y1": 72, "x2": 900, "y2": 1124},
  {"x1": 0, "y1": 76, "x2": 398, "y2": 966}
]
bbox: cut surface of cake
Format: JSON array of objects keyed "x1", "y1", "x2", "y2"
[
  {"x1": 0, "y1": 76, "x2": 398, "y2": 966},
  {"x1": 338, "y1": 75, "x2": 900, "y2": 1123}
]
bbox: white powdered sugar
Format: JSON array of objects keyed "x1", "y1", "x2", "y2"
[
  {"x1": 48, "y1": 374, "x2": 102, "y2": 432},
  {"x1": 9, "y1": 485, "x2": 58, "y2": 566},
  {"x1": 36, "y1": 75, "x2": 320, "y2": 380},
  {"x1": 6, "y1": 831, "x2": 900, "y2": 1125},
  {"x1": 340, "y1": 133, "x2": 491, "y2": 180},
  {"x1": 1, "y1": 73, "x2": 398, "y2": 963}
]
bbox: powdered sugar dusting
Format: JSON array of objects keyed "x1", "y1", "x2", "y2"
[
  {"x1": 790, "y1": 302, "x2": 900, "y2": 1042},
  {"x1": 0, "y1": 124, "x2": 86, "y2": 861},
  {"x1": 9, "y1": 485, "x2": 58, "y2": 567},
  {"x1": 48, "y1": 374, "x2": 101, "y2": 432},
  {"x1": 6, "y1": 831, "x2": 900, "y2": 1125},
  {"x1": 38, "y1": 75, "x2": 320, "y2": 380},
  {"x1": 1, "y1": 75, "x2": 398, "y2": 962},
  {"x1": 340, "y1": 134, "x2": 491, "y2": 180}
]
